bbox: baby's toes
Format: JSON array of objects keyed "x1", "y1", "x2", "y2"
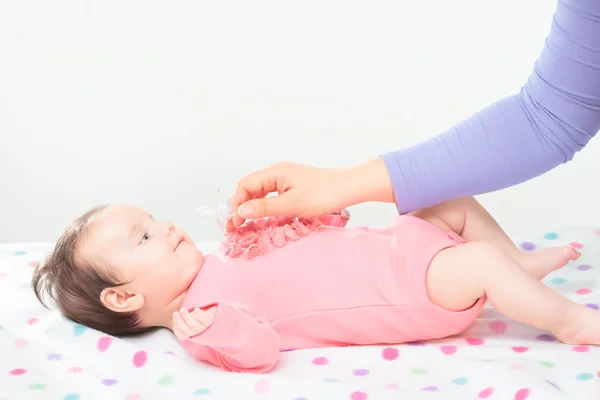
[{"x1": 567, "y1": 247, "x2": 581, "y2": 260}]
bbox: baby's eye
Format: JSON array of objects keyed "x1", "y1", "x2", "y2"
[{"x1": 140, "y1": 233, "x2": 150, "y2": 244}]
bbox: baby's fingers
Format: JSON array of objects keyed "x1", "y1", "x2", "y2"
[
  {"x1": 179, "y1": 308, "x2": 206, "y2": 335},
  {"x1": 172, "y1": 311, "x2": 194, "y2": 339},
  {"x1": 193, "y1": 307, "x2": 217, "y2": 327}
]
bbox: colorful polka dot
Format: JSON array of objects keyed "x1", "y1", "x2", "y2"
[
  {"x1": 47, "y1": 353, "x2": 62, "y2": 361},
  {"x1": 384, "y1": 383, "x2": 399, "y2": 390},
  {"x1": 15, "y1": 338, "x2": 29, "y2": 348},
  {"x1": 520, "y1": 242, "x2": 535, "y2": 251},
  {"x1": 577, "y1": 264, "x2": 592, "y2": 271},
  {"x1": 254, "y1": 378, "x2": 270, "y2": 394},
  {"x1": 511, "y1": 346, "x2": 529, "y2": 353},
  {"x1": 133, "y1": 350, "x2": 147, "y2": 367},
  {"x1": 350, "y1": 392, "x2": 367, "y2": 400},
  {"x1": 466, "y1": 337, "x2": 485, "y2": 345},
  {"x1": 72, "y1": 324, "x2": 86, "y2": 337},
  {"x1": 585, "y1": 303, "x2": 598, "y2": 309},
  {"x1": 539, "y1": 361, "x2": 554, "y2": 368},
  {"x1": 63, "y1": 394, "x2": 80, "y2": 400},
  {"x1": 536, "y1": 334, "x2": 556, "y2": 342},
  {"x1": 572, "y1": 345, "x2": 589, "y2": 352},
  {"x1": 546, "y1": 381, "x2": 560, "y2": 390},
  {"x1": 158, "y1": 374, "x2": 173, "y2": 386},
  {"x1": 194, "y1": 389, "x2": 211, "y2": 396},
  {"x1": 440, "y1": 345, "x2": 457, "y2": 355},
  {"x1": 27, "y1": 260, "x2": 40, "y2": 267},
  {"x1": 510, "y1": 364, "x2": 526, "y2": 370},
  {"x1": 10, "y1": 368, "x2": 27, "y2": 375},
  {"x1": 14, "y1": 250, "x2": 26, "y2": 256},
  {"x1": 102, "y1": 378, "x2": 118, "y2": 386},
  {"x1": 453, "y1": 377, "x2": 468, "y2": 385},
  {"x1": 544, "y1": 232, "x2": 558, "y2": 240},
  {"x1": 382, "y1": 347, "x2": 399, "y2": 361},
  {"x1": 97, "y1": 336, "x2": 112, "y2": 352},
  {"x1": 353, "y1": 369, "x2": 369, "y2": 376},
  {"x1": 576, "y1": 288, "x2": 591, "y2": 295},
  {"x1": 489, "y1": 320, "x2": 508, "y2": 334},
  {"x1": 550, "y1": 277, "x2": 567, "y2": 284},
  {"x1": 411, "y1": 368, "x2": 427, "y2": 374},
  {"x1": 569, "y1": 242, "x2": 583, "y2": 249},
  {"x1": 29, "y1": 384, "x2": 45, "y2": 390},
  {"x1": 27, "y1": 318, "x2": 39, "y2": 325},
  {"x1": 422, "y1": 386, "x2": 438, "y2": 392},
  {"x1": 478, "y1": 387, "x2": 494, "y2": 398},
  {"x1": 312, "y1": 356, "x2": 329, "y2": 366},
  {"x1": 576, "y1": 372, "x2": 593, "y2": 380},
  {"x1": 68, "y1": 367, "x2": 83, "y2": 373},
  {"x1": 514, "y1": 388, "x2": 530, "y2": 400}
]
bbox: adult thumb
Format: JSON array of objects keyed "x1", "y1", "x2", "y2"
[{"x1": 237, "y1": 196, "x2": 286, "y2": 219}]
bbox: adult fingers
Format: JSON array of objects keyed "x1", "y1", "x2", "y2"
[
  {"x1": 229, "y1": 169, "x2": 281, "y2": 228},
  {"x1": 237, "y1": 194, "x2": 294, "y2": 219}
]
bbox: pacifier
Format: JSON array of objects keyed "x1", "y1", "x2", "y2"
[{"x1": 196, "y1": 189, "x2": 237, "y2": 229}]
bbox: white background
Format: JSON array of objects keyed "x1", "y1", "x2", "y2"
[{"x1": 2, "y1": 0, "x2": 600, "y2": 243}]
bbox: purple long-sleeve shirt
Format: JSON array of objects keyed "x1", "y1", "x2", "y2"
[{"x1": 381, "y1": 0, "x2": 600, "y2": 214}]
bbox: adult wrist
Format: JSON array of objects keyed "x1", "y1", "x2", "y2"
[{"x1": 339, "y1": 158, "x2": 396, "y2": 206}]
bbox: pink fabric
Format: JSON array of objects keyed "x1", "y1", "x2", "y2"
[
  {"x1": 180, "y1": 215, "x2": 484, "y2": 373},
  {"x1": 221, "y1": 211, "x2": 350, "y2": 260}
]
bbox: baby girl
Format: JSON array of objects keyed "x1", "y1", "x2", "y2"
[{"x1": 33, "y1": 197, "x2": 599, "y2": 373}]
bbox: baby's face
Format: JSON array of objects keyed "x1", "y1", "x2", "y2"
[{"x1": 79, "y1": 204, "x2": 204, "y2": 312}]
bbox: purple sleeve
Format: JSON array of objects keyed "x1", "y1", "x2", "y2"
[{"x1": 380, "y1": 0, "x2": 600, "y2": 214}]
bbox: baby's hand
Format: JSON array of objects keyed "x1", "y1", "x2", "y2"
[{"x1": 172, "y1": 307, "x2": 217, "y2": 340}]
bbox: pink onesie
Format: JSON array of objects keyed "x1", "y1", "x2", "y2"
[{"x1": 180, "y1": 215, "x2": 486, "y2": 373}]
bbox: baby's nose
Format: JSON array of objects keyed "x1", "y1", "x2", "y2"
[{"x1": 164, "y1": 221, "x2": 175, "y2": 235}]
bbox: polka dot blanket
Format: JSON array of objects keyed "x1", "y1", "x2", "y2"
[{"x1": 1, "y1": 230, "x2": 599, "y2": 400}]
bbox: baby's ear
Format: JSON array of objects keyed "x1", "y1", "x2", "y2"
[{"x1": 100, "y1": 287, "x2": 144, "y2": 313}]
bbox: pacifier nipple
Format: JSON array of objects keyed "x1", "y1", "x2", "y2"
[{"x1": 196, "y1": 189, "x2": 237, "y2": 229}]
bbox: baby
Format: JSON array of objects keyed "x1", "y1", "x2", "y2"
[{"x1": 33, "y1": 197, "x2": 599, "y2": 373}]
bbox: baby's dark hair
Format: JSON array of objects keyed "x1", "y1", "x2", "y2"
[{"x1": 32, "y1": 205, "x2": 151, "y2": 336}]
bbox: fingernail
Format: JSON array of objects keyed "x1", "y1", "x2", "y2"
[{"x1": 238, "y1": 203, "x2": 252, "y2": 218}]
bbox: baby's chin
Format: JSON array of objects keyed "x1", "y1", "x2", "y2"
[{"x1": 188, "y1": 245, "x2": 205, "y2": 273}]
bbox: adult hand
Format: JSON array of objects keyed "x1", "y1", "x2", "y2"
[{"x1": 225, "y1": 158, "x2": 396, "y2": 232}]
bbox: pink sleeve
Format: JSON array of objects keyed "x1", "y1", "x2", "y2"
[{"x1": 179, "y1": 302, "x2": 280, "y2": 373}]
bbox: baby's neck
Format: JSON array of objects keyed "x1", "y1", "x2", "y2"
[{"x1": 143, "y1": 286, "x2": 191, "y2": 331}]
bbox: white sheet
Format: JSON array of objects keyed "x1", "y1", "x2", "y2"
[{"x1": 1, "y1": 230, "x2": 599, "y2": 400}]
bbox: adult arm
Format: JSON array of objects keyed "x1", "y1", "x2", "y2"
[
  {"x1": 381, "y1": 0, "x2": 600, "y2": 214},
  {"x1": 227, "y1": 0, "x2": 600, "y2": 229}
]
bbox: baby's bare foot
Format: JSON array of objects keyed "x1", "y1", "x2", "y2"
[
  {"x1": 518, "y1": 246, "x2": 580, "y2": 280},
  {"x1": 553, "y1": 306, "x2": 600, "y2": 345}
]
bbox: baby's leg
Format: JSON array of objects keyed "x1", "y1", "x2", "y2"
[
  {"x1": 428, "y1": 242, "x2": 600, "y2": 344},
  {"x1": 411, "y1": 197, "x2": 579, "y2": 279}
]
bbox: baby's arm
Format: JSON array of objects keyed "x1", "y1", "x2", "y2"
[{"x1": 175, "y1": 303, "x2": 280, "y2": 373}]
